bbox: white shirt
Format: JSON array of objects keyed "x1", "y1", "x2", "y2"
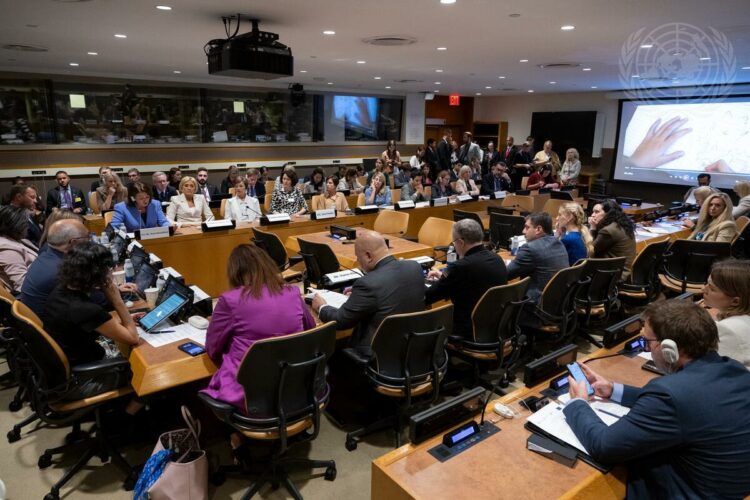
[
  {"x1": 717, "y1": 315, "x2": 750, "y2": 369},
  {"x1": 224, "y1": 195, "x2": 261, "y2": 222},
  {"x1": 409, "y1": 155, "x2": 422, "y2": 169}
]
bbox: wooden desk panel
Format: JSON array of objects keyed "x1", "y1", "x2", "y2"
[
  {"x1": 372, "y1": 344, "x2": 656, "y2": 500},
  {"x1": 286, "y1": 231, "x2": 433, "y2": 268},
  {"x1": 623, "y1": 203, "x2": 662, "y2": 219}
]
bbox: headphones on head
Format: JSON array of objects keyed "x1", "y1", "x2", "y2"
[{"x1": 660, "y1": 338, "x2": 679, "y2": 364}]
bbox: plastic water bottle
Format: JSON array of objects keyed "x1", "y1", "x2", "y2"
[
  {"x1": 156, "y1": 275, "x2": 166, "y2": 293},
  {"x1": 111, "y1": 247, "x2": 119, "y2": 264},
  {"x1": 124, "y1": 258, "x2": 135, "y2": 283},
  {"x1": 446, "y1": 244, "x2": 457, "y2": 264},
  {"x1": 118, "y1": 223, "x2": 126, "y2": 234},
  {"x1": 100, "y1": 232, "x2": 109, "y2": 247}
]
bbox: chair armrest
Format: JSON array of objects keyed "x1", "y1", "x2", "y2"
[
  {"x1": 288, "y1": 254, "x2": 304, "y2": 266},
  {"x1": 402, "y1": 236, "x2": 418, "y2": 242},
  {"x1": 342, "y1": 347, "x2": 371, "y2": 367},
  {"x1": 71, "y1": 357, "x2": 130, "y2": 376}
]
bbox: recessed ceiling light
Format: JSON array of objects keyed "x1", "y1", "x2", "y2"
[
  {"x1": 173, "y1": 70, "x2": 181, "y2": 74},
  {"x1": 440, "y1": 0, "x2": 456, "y2": 4},
  {"x1": 327, "y1": 82, "x2": 334, "y2": 85},
  {"x1": 434, "y1": 90, "x2": 440, "y2": 92},
  {"x1": 476, "y1": 92, "x2": 482, "y2": 95},
  {"x1": 69, "y1": 62, "x2": 79, "y2": 66},
  {"x1": 435, "y1": 69, "x2": 443, "y2": 73},
  {"x1": 509, "y1": 13, "x2": 521, "y2": 18},
  {"x1": 485, "y1": 86, "x2": 491, "y2": 89},
  {"x1": 527, "y1": 90, "x2": 534, "y2": 93},
  {"x1": 87, "y1": 51, "x2": 98, "y2": 56},
  {"x1": 323, "y1": 30, "x2": 336, "y2": 35},
  {"x1": 700, "y1": 57, "x2": 711, "y2": 61},
  {"x1": 374, "y1": 76, "x2": 382, "y2": 79},
  {"x1": 385, "y1": 86, "x2": 391, "y2": 89},
  {"x1": 156, "y1": 5, "x2": 172, "y2": 10},
  {"x1": 591, "y1": 86, "x2": 598, "y2": 89},
  {"x1": 114, "y1": 33, "x2": 127, "y2": 38},
  {"x1": 437, "y1": 47, "x2": 447, "y2": 51},
  {"x1": 356, "y1": 60, "x2": 366, "y2": 64},
  {"x1": 434, "y1": 81, "x2": 441, "y2": 85},
  {"x1": 300, "y1": 70, "x2": 307, "y2": 73},
  {"x1": 549, "y1": 81, "x2": 556, "y2": 84},
  {"x1": 632, "y1": 74, "x2": 640, "y2": 78},
  {"x1": 742, "y1": 66, "x2": 750, "y2": 70},
  {"x1": 519, "y1": 59, "x2": 528, "y2": 63},
  {"x1": 561, "y1": 25, "x2": 575, "y2": 30},
  {"x1": 640, "y1": 44, "x2": 653, "y2": 49},
  {"x1": 582, "y1": 67, "x2": 591, "y2": 71},
  {"x1": 498, "y1": 76, "x2": 506, "y2": 79}
]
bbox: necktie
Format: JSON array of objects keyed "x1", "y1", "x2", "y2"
[
  {"x1": 495, "y1": 178, "x2": 500, "y2": 191},
  {"x1": 63, "y1": 188, "x2": 72, "y2": 208},
  {"x1": 250, "y1": 185, "x2": 255, "y2": 197}
]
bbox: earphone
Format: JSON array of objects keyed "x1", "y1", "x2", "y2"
[{"x1": 660, "y1": 338, "x2": 679, "y2": 364}]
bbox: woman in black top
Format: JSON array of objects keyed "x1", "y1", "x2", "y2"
[
  {"x1": 42, "y1": 241, "x2": 140, "y2": 400},
  {"x1": 220, "y1": 165, "x2": 240, "y2": 194}
]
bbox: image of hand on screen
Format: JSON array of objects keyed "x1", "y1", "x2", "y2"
[
  {"x1": 626, "y1": 116, "x2": 692, "y2": 168},
  {"x1": 705, "y1": 159, "x2": 735, "y2": 173}
]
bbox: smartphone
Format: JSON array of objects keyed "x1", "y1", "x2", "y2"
[
  {"x1": 566, "y1": 362, "x2": 594, "y2": 396},
  {"x1": 178, "y1": 342, "x2": 205, "y2": 357}
]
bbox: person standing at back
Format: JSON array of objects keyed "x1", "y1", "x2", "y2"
[
  {"x1": 506, "y1": 212, "x2": 569, "y2": 302},
  {"x1": 437, "y1": 129, "x2": 453, "y2": 172},
  {"x1": 424, "y1": 138, "x2": 439, "y2": 181},
  {"x1": 425, "y1": 219, "x2": 507, "y2": 339}
]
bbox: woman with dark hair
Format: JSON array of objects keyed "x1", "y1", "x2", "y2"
[
  {"x1": 0, "y1": 205, "x2": 38, "y2": 293},
  {"x1": 313, "y1": 175, "x2": 349, "y2": 211},
  {"x1": 41, "y1": 241, "x2": 140, "y2": 399},
  {"x1": 111, "y1": 182, "x2": 170, "y2": 231},
  {"x1": 526, "y1": 164, "x2": 559, "y2": 190},
  {"x1": 337, "y1": 168, "x2": 364, "y2": 194},
  {"x1": 381, "y1": 139, "x2": 401, "y2": 173},
  {"x1": 303, "y1": 167, "x2": 326, "y2": 195},
  {"x1": 220, "y1": 165, "x2": 240, "y2": 194},
  {"x1": 270, "y1": 169, "x2": 307, "y2": 216},
  {"x1": 201, "y1": 244, "x2": 315, "y2": 414},
  {"x1": 588, "y1": 199, "x2": 636, "y2": 279},
  {"x1": 168, "y1": 166, "x2": 182, "y2": 190},
  {"x1": 224, "y1": 178, "x2": 261, "y2": 222}
]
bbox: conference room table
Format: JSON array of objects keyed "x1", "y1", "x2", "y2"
[
  {"x1": 634, "y1": 219, "x2": 692, "y2": 253},
  {"x1": 371, "y1": 340, "x2": 657, "y2": 500}
]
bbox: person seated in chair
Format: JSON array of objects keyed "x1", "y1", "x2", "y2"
[
  {"x1": 400, "y1": 168, "x2": 430, "y2": 203},
  {"x1": 480, "y1": 162, "x2": 513, "y2": 195},
  {"x1": 507, "y1": 212, "x2": 569, "y2": 303},
  {"x1": 111, "y1": 182, "x2": 171, "y2": 231},
  {"x1": 224, "y1": 179, "x2": 262, "y2": 222},
  {"x1": 564, "y1": 300, "x2": 750, "y2": 499},
  {"x1": 425, "y1": 219, "x2": 507, "y2": 339},
  {"x1": 151, "y1": 171, "x2": 177, "y2": 204}
]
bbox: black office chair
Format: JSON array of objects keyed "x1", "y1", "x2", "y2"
[
  {"x1": 574, "y1": 257, "x2": 626, "y2": 347},
  {"x1": 447, "y1": 278, "x2": 531, "y2": 393},
  {"x1": 252, "y1": 227, "x2": 304, "y2": 282},
  {"x1": 731, "y1": 221, "x2": 750, "y2": 259},
  {"x1": 297, "y1": 238, "x2": 342, "y2": 291},
  {"x1": 487, "y1": 205, "x2": 515, "y2": 216},
  {"x1": 344, "y1": 304, "x2": 453, "y2": 451},
  {"x1": 528, "y1": 261, "x2": 589, "y2": 350},
  {"x1": 619, "y1": 237, "x2": 671, "y2": 306},
  {"x1": 11, "y1": 300, "x2": 136, "y2": 500},
  {"x1": 452, "y1": 209, "x2": 489, "y2": 240},
  {"x1": 199, "y1": 322, "x2": 338, "y2": 500},
  {"x1": 489, "y1": 213, "x2": 525, "y2": 250},
  {"x1": 659, "y1": 240, "x2": 731, "y2": 294}
]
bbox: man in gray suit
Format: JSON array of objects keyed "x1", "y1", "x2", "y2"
[
  {"x1": 565, "y1": 300, "x2": 750, "y2": 499},
  {"x1": 507, "y1": 212, "x2": 569, "y2": 302},
  {"x1": 312, "y1": 229, "x2": 425, "y2": 354}
]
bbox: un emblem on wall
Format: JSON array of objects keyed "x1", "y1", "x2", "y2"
[{"x1": 619, "y1": 23, "x2": 736, "y2": 102}]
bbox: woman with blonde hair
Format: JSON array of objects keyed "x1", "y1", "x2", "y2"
[
  {"x1": 688, "y1": 192, "x2": 736, "y2": 243},
  {"x1": 364, "y1": 171, "x2": 391, "y2": 207},
  {"x1": 732, "y1": 180, "x2": 750, "y2": 219},
  {"x1": 95, "y1": 172, "x2": 128, "y2": 211},
  {"x1": 455, "y1": 165, "x2": 480, "y2": 196},
  {"x1": 682, "y1": 186, "x2": 714, "y2": 229},
  {"x1": 167, "y1": 175, "x2": 214, "y2": 226},
  {"x1": 560, "y1": 148, "x2": 581, "y2": 186},
  {"x1": 703, "y1": 259, "x2": 750, "y2": 368},
  {"x1": 555, "y1": 202, "x2": 593, "y2": 265}
]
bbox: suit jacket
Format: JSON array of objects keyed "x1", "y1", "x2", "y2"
[
  {"x1": 25, "y1": 212, "x2": 43, "y2": 246},
  {"x1": 500, "y1": 145, "x2": 518, "y2": 166},
  {"x1": 507, "y1": 235, "x2": 568, "y2": 301},
  {"x1": 733, "y1": 194, "x2": 750, "y2": 219},
  {"x1": 424, "y1": 146, "x2": 439, "y2": 177},
  {"x1": 437, "y1": 138, "x2": 452, "y2": 171},
  {"x1": 247, "y1": 180, "x2": 266, "y2": 201},
  {"x1": 197, "y1": 183, "x2": 220, "y2": 201},
  {"x1": 593, "y1": 223, "x2": 636, "y2": 279},
  {"x1": 318, "y1": 256, "x2": 425, "y2": 352},
  {"x1": 482, "y1": 150, "x2": 501, "y2": 173},
  {"x1": 563, "y1": 352, "x2": 750, "y2": 499},
  {"x1": 425, "y1": 246, "x2": 507, "y2": 339},
  {"x1": 480, "y1": 173, "x2": 513, "y2": 195},
  {"x1": 166, "y1": 193, "x2": 214, "y2": 225},
  {"x1": 110, "y1": 201, "x2": 170, "y2": 231},
  {"x1": 46, "y1": 185, "x2": 87, "y2": 214},
  {"x1": 152, "y1": 184, "x2": 177, "y2": 204}
]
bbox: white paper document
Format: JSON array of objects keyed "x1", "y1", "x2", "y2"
[
  {"x1": 138, "y1": 322, "x2": 207, "y2": 348},
  {"x1": 306, "y1": 289, "x2": 349, "y2": 309}
]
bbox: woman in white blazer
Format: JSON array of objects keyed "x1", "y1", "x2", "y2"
[
  {"x1": 224, "y1": 178, "x2": 261, "y2": 222},
  {"x1": 166, "y1": 175, "x2": 214, "y2": 226},
  {"x1": 704, "y1": 259, "x2": 750, "y2": 369}
]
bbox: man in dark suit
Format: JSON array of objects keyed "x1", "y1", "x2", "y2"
[
  {"x1": 46, "y1": 170, "x2": 87, "y2": 215},
  {"x1": 196, "y1": 167, "x2": 220, "y2": 202},
  {"x1": 481, "y1": 141, "x2": 500, "y2": 176},
  {"x1": 480, "y1": 162, "x2": 514, "y2": 195},
  {"x1": 424, "y1": 138, "x2": 439, "y2": 180},
  {"x1": 425, "y1": 219, "x2": 507, "y2": 338},
  {"x1": 437, "y1": 128, "x2": 453, "y2": 172},
  {"x1": 507, "y1": 213, "x2": 568, "y2": 302},
  {"x1": 8, "y1": 184, "x2": 43, "y2": 246},
  {"x1": 312, "y1": 229, "x2": 425, "y2": 353},
  {"x1": 500, "y1": 136, "x2": 517, "y2": 167},
  {"x1": 246, "y1": 168, "x2": 266, "y2": 201},
  {"x1": 151, "y1": 171, "x2": 177, "y2": 203},
  {"x1": 565, "y1": 300, "x2": 750, "y2": 499}
]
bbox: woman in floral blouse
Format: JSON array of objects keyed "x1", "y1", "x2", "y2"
[{"x1": 270, "y1": 169, "x2": 308, "y2": 217}]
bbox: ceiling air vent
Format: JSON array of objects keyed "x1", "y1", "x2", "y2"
[
  {"x1": 537, "y1": 63, "x2": 580, "y2": 69},
  {"x1": 2, "y1": 44, "x2": 49, "y2": 52},
  {"x1": 362, "y1": 35, "x2": 417, "y2": 47},
  {"x1": 393, "y1": 79, "x2": 422, "y2": 83}
]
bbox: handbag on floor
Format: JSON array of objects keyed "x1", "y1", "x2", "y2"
[{"x1": 134, "y1": 406, "x2": 208, "y2": 500}]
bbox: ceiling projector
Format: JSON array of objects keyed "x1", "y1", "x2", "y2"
[{"x1": 205, "y1": 17, "x2": 293, "y2": 79}]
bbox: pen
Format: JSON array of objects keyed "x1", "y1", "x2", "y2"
[
  {"x1": 150, "y1": 329, "x2": 175, "y2": 334},
  {"x1": 596, "y1": 408, "x2": 621, "y2": 419}
]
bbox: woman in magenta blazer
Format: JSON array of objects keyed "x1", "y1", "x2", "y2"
[{"x1": 201, "y1": 244, "x2": 315, "y2": 414}]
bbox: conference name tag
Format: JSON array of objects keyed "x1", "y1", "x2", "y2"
[
  {"x1": 314, "y1": 208, "x2": 336, "y2": 220},
  {"x1": 494, "y1": 191, "x2": 507, "y2": 199},
  {"x1": 396, "y1": 200, "x2": 415, "y2": 209},
  {"x1": 139, "y1": 226, "x2": 171, "y2": 240},
  {"x1": 204, "y1": 219, "x2": 234, "y2": 229},
  {"x1": 457, "y1": 194, "x2": 473, "y2": 202},
  {"x1": 360, "y1": 205, "x2": 379, "y2": 210},
  {"x1": 266, "y1": 213, "x2": 291, "y2": 222},
  {"x1": 432, "y1": 197, "x2": 448, "y2": 207}
]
